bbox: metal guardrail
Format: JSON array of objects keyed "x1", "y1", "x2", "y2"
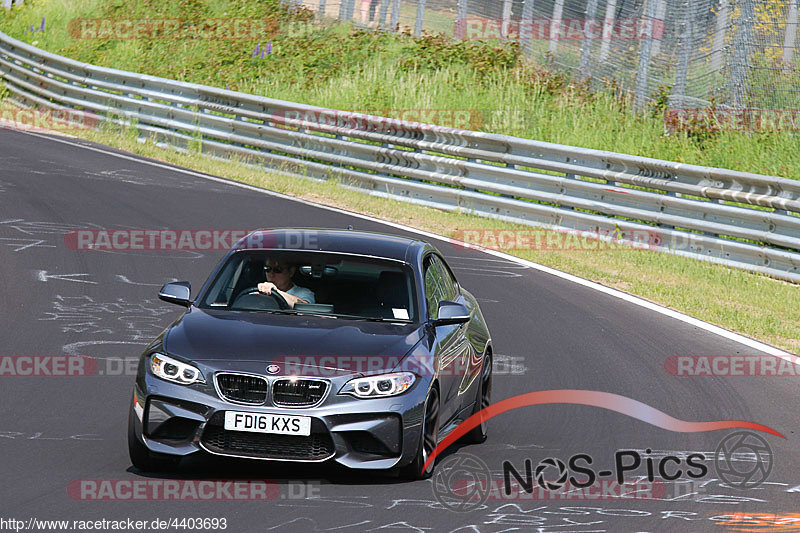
[{"x1": 0, "y1": 30, "x2": 798, "y2": 282}]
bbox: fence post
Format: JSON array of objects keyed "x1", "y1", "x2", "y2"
[
  {"x1": 501, "y1": 0, "x2": 513, "y2": 39},
  {"x1": 728, "y1": 0, "x2": 754, "y2": 108},
  {"x1": 711, "y1": 0, "x2": 730, "y2": 73},
  {"x1": 520, "y1": 0, "x2": 535, "y2": 52},
  {"x1": 634, "y1": 0, "x2": 659, "y2": 110},
  {"x1": 390, "y1": 0, "x2": 401, "y2": 31},
  {"x1": 317, "y1": 0, "x2": 327, "y2": 18},
  {"x1": 784, "y1": 0, "x2": 799, "y2": 64},
  {"x1": 378, "y1": 0, "x2": 391, "y2": 29},
  {"x1": 651, "y1": 0, "x2": 667, "y2": 56},
  {"x1": 579, "y1": 0, "x2": 599, "y2": 79},
  {"x1": 549, "y1": 0, "x2": 565, "y2": 54},
  {"x1": 671, "y1": 0, "x2": 695, "y2": 106},
  {"x1": 455, "y1": 0, "x2": 468, "y2": 39},
  {"x1": 414, "y1": 0, "x2": 426, "y2": 36},
  {"x1": 599, "y1": 0, "x2": 617, "y2": 62}
]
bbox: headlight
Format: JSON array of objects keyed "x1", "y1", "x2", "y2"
[
  {"x1": 150, "y1": 353, "x2": 204, "y2": 385},
  {"x1": 339, "y1": 372, "x2": 415, "y2": 398}
]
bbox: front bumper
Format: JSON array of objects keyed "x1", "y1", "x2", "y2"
[{"x1": 130, "y1": 362, "x2": 429, "y2": 470}]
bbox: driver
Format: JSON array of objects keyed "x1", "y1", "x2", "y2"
[{"x1": 257, "y1": 258, "x2": 315, "y2": 309}]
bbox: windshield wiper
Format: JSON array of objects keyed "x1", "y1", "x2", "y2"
[
  {"x1": 228, "y1": 308, "x2": 299, "y2": 315},
  {"x1": 333, "y1": 314, "x2": 412, "y2": 323}
]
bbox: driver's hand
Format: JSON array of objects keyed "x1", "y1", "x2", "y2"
[{"x1": 257, "y1": 282, "x2": 276, "y2": 295}]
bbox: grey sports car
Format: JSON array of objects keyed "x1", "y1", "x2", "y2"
[{"x1": 128, "y1": 228, "x2": 492, "y2": 479}]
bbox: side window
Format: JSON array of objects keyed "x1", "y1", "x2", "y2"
[
  {"x1": 435, "y1": 255, "x2": 459, "y2": 301},
  {"x1": 423, "y1": 255, "x2": 447, "y2": 319}
]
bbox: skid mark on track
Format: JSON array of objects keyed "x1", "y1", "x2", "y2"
[
  {"x1": 40, "y1": 295, "x2": 175, "y2": 342},
  {"x1": 447, "y1": 257, "x2": 531, "y2": 278},
  {"x1": 0, "y1": 238, "x2": 56, "y2": 252}
]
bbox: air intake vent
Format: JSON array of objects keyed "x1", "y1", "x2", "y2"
[
  {"x1": 215, "y1": 373, "x2": 269, "y2": 405},
  {"x1": 272, "y1": 379, "x2": 328, "y2": 406}
]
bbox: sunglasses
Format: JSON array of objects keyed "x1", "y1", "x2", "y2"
[{"x1": 264, "y1": 265, "x2": 287, "y2": 274}]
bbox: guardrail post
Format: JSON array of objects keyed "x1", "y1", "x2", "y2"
[
  {"x1": 520, "y1": 0, "x2": 535, "y2": 53},
  {"x1": 671, "y1": 0, "x2": 695, "y2": 106},
  {"x1": 599, "y1": 0, "x2": 617, "y2": 62},
  {"x1": 317, "y1": 0, "x2": 327, "y2": 18},
  {"x1": 711, "y1": 0, "x2": 729, "y2": 73},
  {"x1": 549, "y1": 0, "x2": 565, "y2": 54},
  {"x1": 728, "y1": 0, "x2": 754, "y2": 108},
  {"x1": 579, "y1": 0, "x2": 599, "y2": 79},
  {"x1": 414, "y1": 0, "x2": 426, "y2": 36},
  {"x1": 634, "y1": 0, "x2": 659, "y2": 110},
  {"x1": 2, "y1": 0, "x2": 12, "y2": 9},
  {"x1": 784, "y1": 0, "x2": 799, "y2": 64}
]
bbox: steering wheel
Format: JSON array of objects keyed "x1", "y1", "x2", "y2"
[{"x1": 233, "y1": 287, "x2": 291, "y2": 310}]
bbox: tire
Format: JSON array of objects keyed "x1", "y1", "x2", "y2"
[
  {"x1": 462, "y1": 351, "x2": 492, "y2": 444},
  {"x1": 127, "y1": 408, "x2": 181, "y2": 473},
  {"x1": 399, "y1": 387, "x2": 440, "y2": 480}
]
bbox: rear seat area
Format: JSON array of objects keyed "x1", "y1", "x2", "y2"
[
  {"x1": 302, "y1": 279, "x2": 380, "y2": 316},
  {"x1": 297, "y1": 275, "x2": 409, "y2": 318}
]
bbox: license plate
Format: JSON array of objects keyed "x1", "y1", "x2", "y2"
[{"x1": 223, "y1": 411, "x2": 311, "y2": 436}]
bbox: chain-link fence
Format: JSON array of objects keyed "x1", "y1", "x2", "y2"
[{"x1": 287, "y1": 0, "x2": 800, "y2": 112}]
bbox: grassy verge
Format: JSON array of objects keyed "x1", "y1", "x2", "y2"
[
  {"x1": 1, "y1": 0, "x2": 800, "y2": 178},
  {"x1": 2, "y1": 99, "x2": 796, "y2": 353}
]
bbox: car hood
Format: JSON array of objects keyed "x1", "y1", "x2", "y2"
[{"x1": 163, "y1": 308, "x2": 425, "y2": 372}]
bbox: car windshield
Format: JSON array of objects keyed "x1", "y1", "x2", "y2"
[{"x1": 197, "y1": 250, "x2": 417, "y2": 322}]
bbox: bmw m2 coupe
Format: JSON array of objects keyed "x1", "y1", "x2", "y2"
[{"x1": 128, "y1": 229, "x2": 492, "y2": 479}]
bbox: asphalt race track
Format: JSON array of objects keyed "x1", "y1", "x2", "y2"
[{"x1": 1, "y1": 127, "x2": 798, "y2": 532}]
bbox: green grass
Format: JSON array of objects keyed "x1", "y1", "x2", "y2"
[{"x1": 2, "y1": 0, "x2": 799, "y2": 178}]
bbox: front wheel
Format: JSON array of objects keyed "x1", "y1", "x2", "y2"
[
  {"x1": 128, "y1": 408, "x2": 180, "y2": 473},
  {"x1": 399, "y1": 387, "x2": 440, "y2": 480}
]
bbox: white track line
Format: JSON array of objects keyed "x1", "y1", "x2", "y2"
[{"x1": 17, "y1": 129, "x2": 792, "y2": 357}]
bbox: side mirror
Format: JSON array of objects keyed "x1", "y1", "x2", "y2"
[
  {"x1": 159, "y1": 281, "x2": 192, "y2": 307},
  {"x1": 431, "y1": 301, "x2": 470, "y2": 327}
]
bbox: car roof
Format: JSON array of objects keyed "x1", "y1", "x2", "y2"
[{"x1": 233, "y1": 228, "x2": 428, "y2": 263}]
